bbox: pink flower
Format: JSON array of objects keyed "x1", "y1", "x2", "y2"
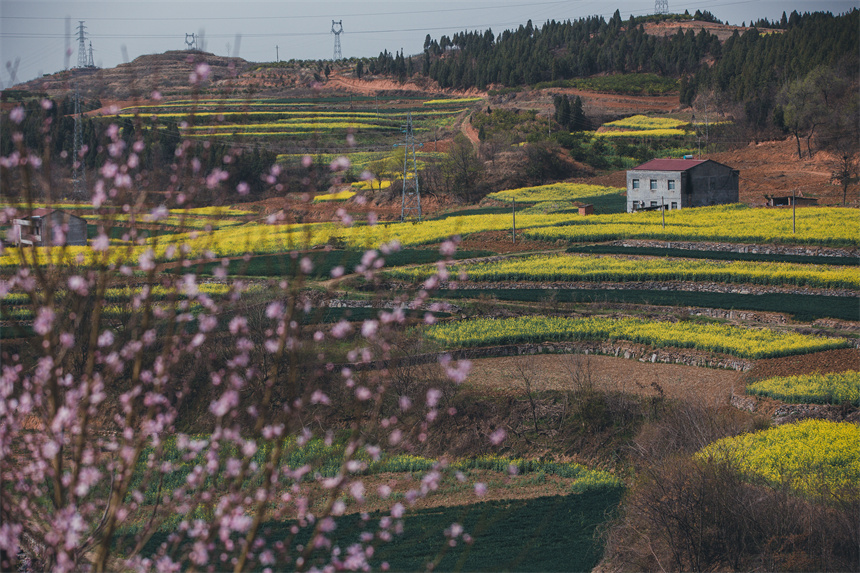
[
  {"x1": 9, "y1": 106, "x2": 25, "y2": 124},
  {"x1": 439, "y1": 239, "x2": 458, "y2": 257},
  {"x1": 91, "y1": 233, "x2": 110, "y2": 252},
  {"x1": 426, "y1": 388, "x2": 442, "y2": 408},
  {"x1": 33, "y1": 307, "x2": 55, "y2": 335},
  {"x1": 489, "y1": 428, "x2": 506, "y2": 445},
  {"x1": 474, "y1": 482, "x2": 487, "y2": 497},
  {"x1": 236, "y1": 182, "x2": 250, "y2": 195}
]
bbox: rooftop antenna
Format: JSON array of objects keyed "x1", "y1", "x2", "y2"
[
  {"x1": 655, "y1": 0, "x2": 669, "y2": 15},
  {"x1": 76, "y1": 21, "x2": 88, "y2": 69},
  {"x1": 331, "y1": 20, "x2": 343, "y2": 61},
  {"x1": 398, "y1": 113, "x2": 422, "y2": 221},
  {"x1": 185, "y1": 33, "x2": 197, "y2": 50}
]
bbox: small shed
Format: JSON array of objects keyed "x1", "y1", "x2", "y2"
[
  {"x1": 626, "y1": 158, "x2": 739, "y2": 213},
  {"x1": 765, "y1": 194, "x2": 818, "y2": 207},
  {"x1": 12, "y1": 209, "x2": 87, "y2": 246},
  {"x1": 578, "y1": 204, "x2": 594, "y2": 216}
]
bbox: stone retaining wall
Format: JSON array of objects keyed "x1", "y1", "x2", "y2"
[{"x1": 342, "y1": 341, "x2": 753, "y2": 373}]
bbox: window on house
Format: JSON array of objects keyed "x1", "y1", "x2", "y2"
[
  {"x1": 632, "y1": 179, "x2": 640, "y2": 189},
  {"x1": 671, "y1": 202, "x2": 678, "y2": 210},
  {"x1": 650, "y1": 180, "x2": 657, "y2": 190},
  {"x1": 668, "y1": 180, "x2": 676, "y2": 190},
  {"x1": 650, "y1": 201, "x2": 658, "y2": 207}
]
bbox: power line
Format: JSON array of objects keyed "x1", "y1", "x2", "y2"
[{"x1": 0, "y1": 2, "x2": 571, "y2": 22}]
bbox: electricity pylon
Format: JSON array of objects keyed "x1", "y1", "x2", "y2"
[
  {"x1": 72, "y1": 85, "x2": 87, "y2": 199},
  {"x1": 331, "y1": 20, "x2": 343, "y2": 60},
  {"x1": 398, "y1": 113, "x2": 422, "y2": 221},
  {"x1": 76, "y1": 21, "x2": 88, "y2": 69}
]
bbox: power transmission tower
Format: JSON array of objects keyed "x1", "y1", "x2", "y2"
[
  {"x1": 73, "y1": 85, "x2": 87, "y2": 199},
  {"x1": 331, "y1": 20, "x2": 343, "y2": 61},
  {"x1": 185, "y1": 33, "x2": 197, "y2": 50},
  {"x1": 76, "y1": 21, "x2": 88, "y2": 69},
  {"x1": 655, "y1": 0, "x2": 669, "y2": 15},
  {"x1": 87, "y1": 41, "x2": 95, "y2": 68},
  {"x1": 398, "y1": 113, "x2": 422, "y2": 221}
]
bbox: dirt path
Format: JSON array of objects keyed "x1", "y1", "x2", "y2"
[{"x1": 460, "y1": 116, "x2": 480, "y2": 148}]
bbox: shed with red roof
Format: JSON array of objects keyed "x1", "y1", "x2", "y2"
[{"x1": 626, "y1": 158, "x2": 739, "y2": 213}]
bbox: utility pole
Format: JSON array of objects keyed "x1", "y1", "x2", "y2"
[
  {"x1": 512, "y1": 198, "x2": 517, "y2": 243},
  {"x1": 331, "y1": 20, "x2": 343, "y2": 61},
  {"x1": 276, "y1": 45, "x2": 279, "y2": 62},
  {"x1": 792, "y1": 189, "x2": 796, "y2": 234},
  {"x1": 661, "y1": 196, "x2": 665, "y2": 228},
  {"x1": 398, "y1": 113, "x2": 422, "y2": 221}
]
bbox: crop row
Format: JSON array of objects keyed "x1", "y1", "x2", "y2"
[
  {"x1": 3, "y1": 206, "x2": 856, "y2": 269},
  {"x1": 485, "y1": 183, "x2": 623, "y2": 204},
  {"x1": 78, "y1": 213, "x2": 244, "y2": 230},
  {"x1": 2, "y1": 283, "x2": 242, "y2": 308},
  {"x1": 389, "y1": 254, "x2": 860, "y2": 289},
  {"x1": 433, "y1": 288, "x2": 857, "y2": 322},
  {"x1": 593, "y1": 128, "x2": 688, "y2": 138},
  {"x1": 312, "y1": 190, "x2": 356, "y2": 203},
  {"x1": 602, "y1": 115, "x2": 689, "y2": 130},
  {"x1": 522, "y1": 204, "x2": 860, "y2": 247},
  {"x1": 747, "y1": 370, "x2": 860, "y2": 405},
  {"x1": 423, "y1": 315, "x2": 848, "y2": 359},
  {"x1": 696, "y1": 420, "x2": 859, "y2": 500}
]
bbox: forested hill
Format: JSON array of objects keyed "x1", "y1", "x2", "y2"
[{"x1": 416, "y1": 9, "x2": 858, "y2": 105}]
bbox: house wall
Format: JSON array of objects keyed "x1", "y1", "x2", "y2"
[
  {"x1": 626, "y1": 171, "x2": 682, "y2": 212},
  {"x1": 686, "y1": 163, "x2": 739, "y2": 207},
  {"x1": 44, "y1": 212, "x2": 87, "y2": 246}
]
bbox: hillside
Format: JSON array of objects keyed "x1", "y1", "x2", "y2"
[{"x1": 11, "y1": 50, "x2": 253, "y2": 101}]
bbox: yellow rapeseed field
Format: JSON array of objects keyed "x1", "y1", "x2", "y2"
[
  {"x1": 424, "y1": 315, "x2": 847, "y2": 358},
  {"x1": 389, "y1": 253, "x2": 860, "y2": 289},
  {"x1": 696, "y1": 420, "x2": 859, "y2": 500},
  {"x1": 485, "y1": 183, "x2": 623, "y2": 203}
]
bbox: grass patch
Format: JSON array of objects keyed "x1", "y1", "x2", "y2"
[
  {"x1": 435, "y1": 288, "x2": 858, "y2": 322},
  {"x1": 174, "y1": 249, "x2": 495, "y2": 278}
]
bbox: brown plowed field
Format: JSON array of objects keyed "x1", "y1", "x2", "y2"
[
  {"x1": 464, "y1": 347, "x2": 859, "y2": 408},
  {"x1": 464, "y1": 354, "x2": 743, "y2": 405}
]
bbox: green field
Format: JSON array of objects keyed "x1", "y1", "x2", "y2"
[
  {"x1": 434, "y1": 288, "x2": 859, "y2": 322},
  {"x1": 139, "y1": 492, "x2": 622, "y2": 572}
]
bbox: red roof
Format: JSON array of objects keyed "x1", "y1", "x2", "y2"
[{"x1": 633, "y1": 158, "x2": 707, "y2": 171}]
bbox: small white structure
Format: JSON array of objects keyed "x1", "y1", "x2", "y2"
[
  {"x1": 11, "y1": 209, "x2": 87, "y2": 246},
  {"x1": 627, "y1": 158, "x2": 739, "y2": 213}
]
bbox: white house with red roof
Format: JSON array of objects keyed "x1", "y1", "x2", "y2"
[{"x1": 626, "y1": 158, "x2": 739, "y2": 213}]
